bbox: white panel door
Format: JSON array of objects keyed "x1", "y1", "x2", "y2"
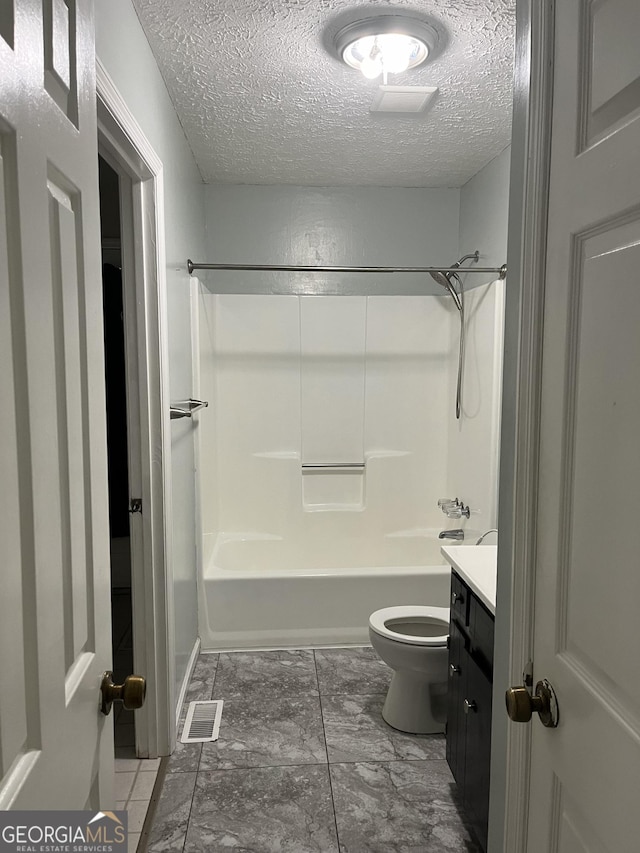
[
  {"x1": 0, "y1": 0, "x2": 113, "y2": 807},
  {"x1": 526, "y1": 0, "x2": 640, "y2": 848}
]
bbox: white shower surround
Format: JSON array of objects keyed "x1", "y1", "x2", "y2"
[
  {"x1": 199, "y1": 532, "x2": 451, "y2": 650},
  {"x1": 197, "y1": 288, "x2": 456, "y2": 651}
]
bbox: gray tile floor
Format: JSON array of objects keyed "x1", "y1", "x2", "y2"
[{"x1": 145, "y1": 648, "x2": 480, "y2": 853}]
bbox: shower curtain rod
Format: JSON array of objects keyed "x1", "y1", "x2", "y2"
[{"x1": 187, "y1": 260, "x2": 507, "y2": 278}]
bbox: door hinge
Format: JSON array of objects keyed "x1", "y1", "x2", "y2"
[{"x1": 129, "y1": 498, "x2": 142, "y2": 514}]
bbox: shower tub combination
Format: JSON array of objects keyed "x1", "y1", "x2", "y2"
[
  {"x1": 199, "y1": 531, "x2": 451, "y2": 651},
  {"x1": 193, "y1": 252, "x2": 507, "y2": 652}
]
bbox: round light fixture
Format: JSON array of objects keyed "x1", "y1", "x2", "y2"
[{"x1": 334, "y1": 16, "x2": 438, "y2": 84}]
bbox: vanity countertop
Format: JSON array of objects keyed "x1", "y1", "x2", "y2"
[{"x1": 440, "y1": 545, "x2": 498, "y2": 615}]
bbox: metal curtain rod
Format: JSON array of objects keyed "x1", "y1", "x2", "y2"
[{"x1": 187, "y1": 260, "x2": 507, "y2": 279}]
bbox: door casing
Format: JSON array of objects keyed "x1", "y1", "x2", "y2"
[
  {"x1": 97, "y1": 0, "x2": 553, "y2": 820},
  {"x1": 491, "y1": 1, "x2": 555, "y2": 849},
  {"x1": 96, "y1": 59, "x2": 176, "y2": 758},
  {"x1": 96, "y1": 0, "x2": 549, "y2": 819}
]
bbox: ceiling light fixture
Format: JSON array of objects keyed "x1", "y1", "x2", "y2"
[{"x1": 335, "y1": 16, "x2": 438, "y2": 85}]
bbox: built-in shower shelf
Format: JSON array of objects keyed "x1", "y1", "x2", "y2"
[
  {"x1": 252, "y1": 451, "x2": 300, "y2": 459},
  {"x1": 302, "y1": 463, "x2": 365, "y2": 474}
]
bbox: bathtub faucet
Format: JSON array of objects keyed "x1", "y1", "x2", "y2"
[{"x1": 439, "y1": 529, "x2": 464, "y2": 542}]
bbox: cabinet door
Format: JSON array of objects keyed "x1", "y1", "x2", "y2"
[
  {"x1": 446, "y1": 619, "x2": 467, "y2": 788},
  {"x1": 469, "y1": 594, "x2": 495, "y2": 679},
  {"x1": 450, "y1": 571, "x2": 469, "y2": 626},
  {"x1": 463, "y1": 654, "x2": 493, "y2": 852}
]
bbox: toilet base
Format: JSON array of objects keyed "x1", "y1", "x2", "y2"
[{"x1": 381, "y1": 670, "x2": 447, "y2": 735}]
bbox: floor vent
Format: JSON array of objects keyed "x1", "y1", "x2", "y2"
[{"x1": 181, "y1": 700, "x2": 223, "y2": 743}]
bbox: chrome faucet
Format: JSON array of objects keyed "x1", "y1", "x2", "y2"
[
  {"x1": 475, "y1": 528, "x2": 498, "y2": 545},
  {"x1": 439, "y1": 529, "x2": 464, "y2": 542},
  {"x1": 438, "y1": 497, "x2": 471, "y2": 519}
]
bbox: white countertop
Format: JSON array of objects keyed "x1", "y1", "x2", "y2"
[{"x1": 440, "y1": 545, "x2": 498, "y2": 615}]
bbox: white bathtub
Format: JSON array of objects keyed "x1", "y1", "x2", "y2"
[{"x1": 199, "y1": 532, "x2": 452, "y2": 651}]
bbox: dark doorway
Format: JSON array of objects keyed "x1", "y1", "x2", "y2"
[{"x1": 99, "y1": 155, "x2": 135, "y2": 756}]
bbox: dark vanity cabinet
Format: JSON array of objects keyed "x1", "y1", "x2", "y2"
[{"x1": 446, "y1": 571, "x2": 494, "y2": 852}]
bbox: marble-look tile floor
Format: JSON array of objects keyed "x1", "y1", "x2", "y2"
[{"x1": 146, "y1": 647, "x2": 481, "y2": 853}]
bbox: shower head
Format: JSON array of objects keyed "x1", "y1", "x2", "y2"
[
  {"x1": 429, "y1": 250, "x2": 477, "y2": 311},
  {"x1": 430, "y1": 270, "x2": 463, "y2": 312}
]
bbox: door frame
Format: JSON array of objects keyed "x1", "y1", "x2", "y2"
[
  {"x1": 96, "y1": 59, "x2": 176, "y2": 758},
  {"x1": 490, "y1": 0, "x2": 554, "y2": 850},
  {"x1": 93, "y1": 0, "x2": 553, "y2": 816}
]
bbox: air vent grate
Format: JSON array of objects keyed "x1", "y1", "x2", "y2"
[
  {"x1": 181, "y1": 700, "x2": 224, "y2": 743},
  {"x1": 370, "y1": 85, "x2": 438, "y2": 114}
]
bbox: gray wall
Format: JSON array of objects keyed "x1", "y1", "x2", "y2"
[
  {"x1": 203, "y1": 185, "x2": 460, "y2": 267},
  {"x1": 95, "y1": 0, "x2": 205, "y2": 702},
  {"x1": 459, "y1": 147, "x2": 511, "y2": 281},
  {"x1": 446, "y1": 146, "x2": 511, "y2": 540}
]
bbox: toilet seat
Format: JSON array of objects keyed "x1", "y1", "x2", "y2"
[{"x1": 369, "y1": 605, "x2": 450, "y2": 647}]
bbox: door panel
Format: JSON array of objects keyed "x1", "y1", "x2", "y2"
[
  {"x1": 0, "y1": 0, "x2": 112, "y2": 808},
  {"x1": 0, "y1": 2, "x2": 14, "y2": 48},
  {"x1": 0, "y1": 130, "x2": 31, "y2": 782},
  {"x1": 44, "y1": 0, "x2": 78, "y2": 125},
  {"x1": 584, "y1": 0, "x2": 640, "y2": 143},
  {"x1": 527, "y1": 0, "x2": 640, "y2": 848},
  {"x1": 49, "y1": 175, "x2": 93, "y2": 671},
  {"x1": 553, "y1": 780, "x2": 609, "y2": 853},
  {"x1": 563, "y1": 229, "x2": 640, "y2": 714}
]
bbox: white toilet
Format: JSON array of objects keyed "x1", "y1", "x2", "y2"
[{"x1": 368, "y1": 605, "x2": 450, "y2": 734}]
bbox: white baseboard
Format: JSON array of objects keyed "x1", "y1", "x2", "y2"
[{"x1": 175, "y1": 637, "x2": 201, "y2": 730}]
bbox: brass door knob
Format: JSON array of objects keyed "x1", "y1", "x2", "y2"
[
  {"x1": 505, "y1": 679, "x2": 559, "y2": 728},
  {"x1": 100, "y1": 671, "x2": 146, "y2": 716}
]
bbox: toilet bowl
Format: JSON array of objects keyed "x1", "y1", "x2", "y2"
[{"x1": 368, "y1": 605, "x2": 450, "y2": 734}]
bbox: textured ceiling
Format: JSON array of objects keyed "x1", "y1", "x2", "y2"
[{"x1": 131, "y1": 0, "x2": 515, "y2": 187}]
